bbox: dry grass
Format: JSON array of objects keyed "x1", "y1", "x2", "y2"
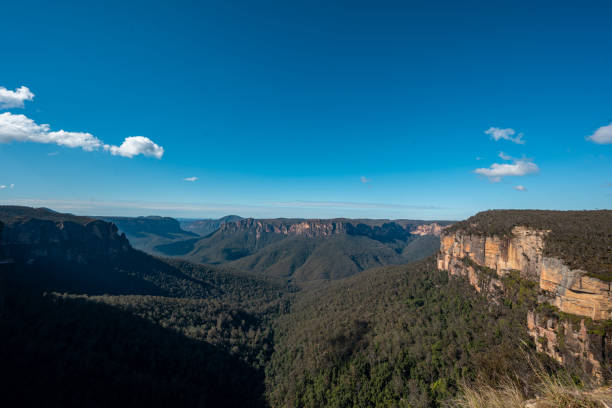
[
  {"x1": 449, "y1": 368, "x2": 609, "y2": 408},
  {"x1": 451, "y1": 380, "x2": 524, "y2": 408}
]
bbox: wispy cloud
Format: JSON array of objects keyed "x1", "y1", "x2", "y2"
[
  {"x1": 0, "y1": 198, "x2": 448, "y2": 218},
  {"x1": 265, "y1": 201, "x2": 445, "y2": 210},
  {"x1": 514, "y1": 185, "x2": 527, "y2": 192},
  {"x1": 485, "y1": 127, "x2": 525, "y2": 144},
  {"x1": 0, "y1": 85, "x2": 164, "y2": 158},
  {"x1": 602, "y1": 182, "x2": 612, "y2": 188},
  {"x1": 474, "y1": 158, "x2": 539, "y2": 182},
  {"x1": 360, "y1": 176, "x2": 370, "y2": 183},
  {"x1": 498, "y1": 151, "x2": 512, "y2": 160},
  {"x1": 183, "y1": 176, "x2": 198, "y2": 182},
  {"x1": 0, "y1": 184, "x2": 15, "y2": 190},
  {"x1": 587, "y1": 122, "x2": 612, "y2": 144},
  {"x1": 0, "y1": 86, "x2": 34, "y2": 109}
]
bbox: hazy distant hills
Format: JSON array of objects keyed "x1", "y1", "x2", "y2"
[
  {"x1": 101, "y1": 215, "x2": 198, "y2": 255},
  {"x1": 156, "y1": 217, "x2": 452, "y2": 282},
  {"x1": 180, "y1": 215, "x2": 243, "y2": 236},
  {"x1": 15, "y1": 209, "x2": 452, "y2": 283}
]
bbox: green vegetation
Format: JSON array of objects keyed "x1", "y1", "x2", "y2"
[
  {"x1": 2, "y1": 206, "x2": 609, "y2": 407},
  {"x1": 447, "y1": 210, "x2": 612, "y2": 281},
  {"x1": 158, "y1": 221, "x2": 443, "y2": 282},
  {"x1": 265, "y1": 258, "x2": 560, "y2": 407},
  {"x1": 0, "y1": 280, "x2": 268, "y2": 407}
]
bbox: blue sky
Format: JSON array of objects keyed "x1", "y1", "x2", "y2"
[{"x1": 1, "y1": 0, "x2": 610, "y2": 220}]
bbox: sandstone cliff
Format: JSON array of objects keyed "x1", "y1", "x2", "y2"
[
  {"x1": 438, "y1": 213, "x2": 612, "y2": 379},
  {"x1": 219, "y1": 218, "x2": 445, "y2": 241}
]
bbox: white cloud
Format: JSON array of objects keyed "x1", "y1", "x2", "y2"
[
  {"x1": 0, "y1": 112, "x2": 104, "y2": 151},
  {"x1": 587, "y1": 122, "x2": 612, "y2": 144},
  {"x1": 10, "y1": 184, "x2": 14, "y2": 189},
  {"x1": 474, "y1": 159, "x2": 539, "y2": 182},
  {"x1": 107, "y1": 136, "x2": 164, "y2": 159},
  {"x1": 498, "y1": 151, "x2": 512, "y2": 160},
  {"x1": 47, "y1": 130, "x2": 104, "y2": 151},
  {"x1": 0, "y1": 185, "x2": 5, "y2": 189},
  {"x1": 183, "y1": 176, "x2": 198, "y2": 182},
  {"x1": 360, "y1": 176, "x2": 370, "y2": 183},
  {"x1": 514, "y1": 185, "x2": 527, "y2": 192},
  {"x1": 0, "y1": 86, "x2": 34, "y2": 109},
  {"x1": 485, "y1": 127, "x2": 525, "y2": 144},
  {"x1": 0, "y1": 112, "x2": 164, "y2": 158},
  {"x1": 0, "y1": 85, "x2": 164, "y2": 159}
]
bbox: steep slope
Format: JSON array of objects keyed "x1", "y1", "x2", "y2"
[
  {"x1": 438, "y1": 210, "x2": 612, "y2": 379},
  {"x1": 0, "y1": 280, "x2": 266, "y2": 407},
  {"x1": 102, "y1": 215, "x2": 198, "y2": 254},
  {"x1": 180, "y1": 215, "x2": 243, "y2": 236},
  {"x1": 0, "y1": 206, "x2": 285, "y2": 300},
  {"x1": 266, "y1": 258, "x2": 558, "y2": 407},
  {"x1": 0, "y1": 205, "x2": 289, "y2": 406},
  {"x1": 158, "y1": 217, "x2": 449, "y2": 282}
]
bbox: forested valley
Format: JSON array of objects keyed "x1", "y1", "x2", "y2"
[{"x1": 1, "y1": 206, "x2": 608, "y2": 407}]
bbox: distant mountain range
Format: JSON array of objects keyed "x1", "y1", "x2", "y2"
[
  {"x1": 180, "y1": 215, "x2": 244, "y2": 236},
  {"x1": 156, "y1": 217, "x2": 453, "y2": 282},
  {"x1": 91, "y1": 212, "x2": 453, "y2": 282},
  {"x1": 101, "y1": 215, "x2": 198, "y2": 255},
  {"x1": 3, "y1": 205, "x2": 611, "y2": 406}
]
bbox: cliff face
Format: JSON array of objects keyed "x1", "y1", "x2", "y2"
[
  {"x1": 219, "y1": 218, "x2": 444, "y2": 241},
  {"x1": 438, "y1": 226, "x2": 612, "y2": 379},
  {"x1": 410, "y1": 222, "x2": 446, "y2": 237},
  {"x1": 0, "y1": 217, "x2": 131, "y2": 264},
  {"x1": 219, "y1": 218, "x2": 347, "y2": 239}
]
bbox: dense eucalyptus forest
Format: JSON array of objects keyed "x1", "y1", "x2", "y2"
[{"x1": 1, "y1": 206, "x2": 609, "y2": 407}]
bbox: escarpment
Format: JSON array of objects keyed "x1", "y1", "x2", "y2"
[
  {"x1": 1, "y1": 208, "x2": 131, "y2": 264},
  {"x1": 219, "y1": 218, "x2": 446, "y2": 241},
  {"x1": 437, "y1": 210, "x2": 612, "y2": 379}
]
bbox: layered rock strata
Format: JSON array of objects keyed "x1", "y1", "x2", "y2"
[{"x1": 438, "y1": 226, "x2": 612, "y2": 378}]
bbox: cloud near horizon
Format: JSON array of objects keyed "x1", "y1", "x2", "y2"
[
  {"x1": 474, "y1": 158, "x2": 539, "y2": 182},
  {"x1": 0, "y1": 86, "x2": 34, "y2": 109},
  {"x1": 485, "y1": 127, "x2": 525, "y2": 144},
  {"x1": 0, "y1": 184, "x2": 15, "y2": 190},
  {"x1": 587, "y1": 122, "x2": 612, "y2": 144}
]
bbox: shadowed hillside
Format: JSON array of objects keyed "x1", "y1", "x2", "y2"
[
  {"x1": 102, "y1": 215, "x2": 198, "y2": 255},
  {"x1": 156, "y1": 218, "x2": 451, "y2": 282}
]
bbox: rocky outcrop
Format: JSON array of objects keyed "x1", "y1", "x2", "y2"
[
  {"x1": 220, "y1": 218, "x2": 347, "y2": 239},
  {"x1": 0, "y1": 217, "x2": 131, "y2": 265},
  {"x1": 218, "y1": 218, "x2": 416, "y2": 242},
  {"x1": 410, "y1": 222, "x2": 446, "y2": 237},
  {"x1": 527, "y1": 311, "x2": 608, "y2": 377},
  {"x1": 438, "y1": 226, "x2": 612, "y2": 379}
]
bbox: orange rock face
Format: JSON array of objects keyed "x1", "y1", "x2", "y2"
[{"x1": 438, "y1": 227, "x2": 612, "y2": 379}]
